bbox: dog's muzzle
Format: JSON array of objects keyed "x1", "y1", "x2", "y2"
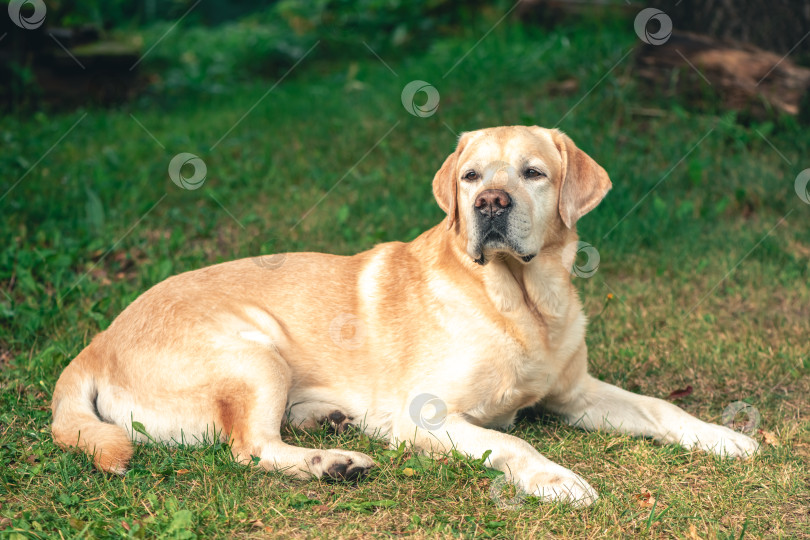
[
  {"x1": 470, "y1": 189, "x2": 534, "y2": 264},
  {"x1": 475, "y1": 188, "x2": 511, "y2": 239}
]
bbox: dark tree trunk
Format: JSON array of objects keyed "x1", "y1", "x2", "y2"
[{"x1": 664, "y1": 0, "x2": 810, "y2": 65}]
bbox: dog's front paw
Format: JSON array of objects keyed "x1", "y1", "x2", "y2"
[
  {"x1": 523, "y1": 466, "x2": 598, "y2": 507},
  {"x1": 682, "y1": 423, "x2": 760, "y2": 458}
]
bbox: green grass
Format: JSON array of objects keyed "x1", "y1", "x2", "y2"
[{"x1": 2, "y1": 16, "x2": 809, "y2": 539}]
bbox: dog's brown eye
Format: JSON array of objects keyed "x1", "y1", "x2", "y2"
[
  {"x1": 464, "y1": 171, "x2": 478, "y2": 181},
  {"x1": 525, "y1": 168, "x2": 546, "y2": 179}
]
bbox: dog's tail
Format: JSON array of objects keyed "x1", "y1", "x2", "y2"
[{"x1": 51, "y1": 344, "x2": 132, "y2": 474}]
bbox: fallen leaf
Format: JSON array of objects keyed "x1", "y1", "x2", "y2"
[
  {"x1": 633, "y1": 490, "x2": 656, "y2": 508},
  {"x1": 176, "y1": 469, "x2": 190, "y2": 475},
  {"x1": 666, "y1": 385, "x2": 693, "y2": 400},
  {"x1": 402, "y1": 467, "x2": 415, "y2": 477},
  {"x1": 758, "y1": 429, "x2": 780, "y2": 446},
  {"x1": 121, "y1": 521, "x2": 130, "y2": 531}
]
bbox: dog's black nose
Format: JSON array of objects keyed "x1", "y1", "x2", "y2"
[{"x1": 475, "y1": 189, "x2": 512, "y2": 218}]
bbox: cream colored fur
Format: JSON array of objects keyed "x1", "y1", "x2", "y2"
[{"x1": 51, "y1": 126, "x2": 758, "y2": 505}]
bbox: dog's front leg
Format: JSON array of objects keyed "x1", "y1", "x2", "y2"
[
  {"x1": 543, "y1": 374, "x2": 759, "y2": 458},
  {"x1": 393, "y1": 415, "x2": 599, "y2": 506}
]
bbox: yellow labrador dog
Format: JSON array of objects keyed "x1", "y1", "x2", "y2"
[{"x1": 52, "y1": 126, "x2": 758, "y2": 505}]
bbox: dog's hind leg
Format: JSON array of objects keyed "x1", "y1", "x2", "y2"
[
  {"x1": 286, "y1": 401, "x2": 355, "y2": 433},
  {"x1": 217, "y1": 344, "x2": 375, "y2": 480}
]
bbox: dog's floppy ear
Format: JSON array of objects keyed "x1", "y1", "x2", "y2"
[
  {"x1": 552, "y1": 129, "x2": 612, "y2": 229},
  {"x1": 432, "y1": 134, "x2": 468, "y2": 230}
]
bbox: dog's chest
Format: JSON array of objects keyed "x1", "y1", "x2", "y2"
[
  {"x1": 433, "y1": 298, "x2": 578, "y2": 418},
  {"x1": 468, "y1": 336, "x2": 560, "y2": 421}
]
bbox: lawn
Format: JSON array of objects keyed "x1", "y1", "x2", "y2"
[{"x1": 1, "y1": 13, "x2": 809, "y2": 539}]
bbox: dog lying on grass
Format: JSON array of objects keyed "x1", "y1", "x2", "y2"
[{"x1": 52, "y1": 125, "x2": 758, "y2": 505}]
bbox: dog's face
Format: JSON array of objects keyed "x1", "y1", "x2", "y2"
[{"x1": 433, "y1": 126, "x2": 612, "y2": 264}]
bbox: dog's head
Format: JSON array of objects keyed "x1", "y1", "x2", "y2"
[{"x1": 433, "y1": 126, "x2": 611, "y2": 265}]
